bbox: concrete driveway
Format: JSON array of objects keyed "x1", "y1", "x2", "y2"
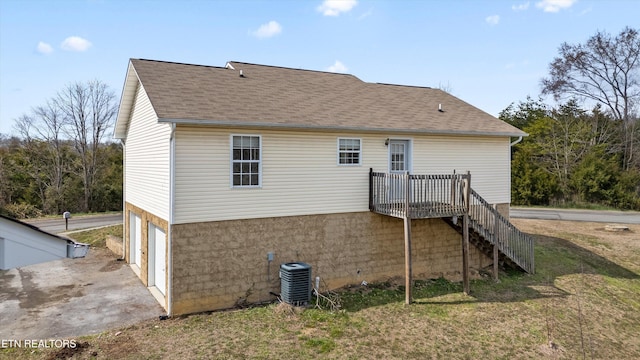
[{"x1": 0, "y1": 247, "x2": 163, "y2": 340}]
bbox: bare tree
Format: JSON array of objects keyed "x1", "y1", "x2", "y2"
[
  {"x1": 0, "y1": 134, "x2": 11, "y2": 209},
  {"x1": 13, "y1": 114, "x2": 49, "y2": 210},
  {"x1": 530, "y1": 100, "x2": 593, "y2": 199},
  {"x1": 437, "y1": 81, "x2": 454, "y2": 94},
  {"x1": 34, "y1": 101, "x2": 68, "y2": 213},
  {"x1": 12, "y1": 102, "x2": 71, "y2": 213},
  {"x1": 541, "y1": 27, "x2": 640, "y2": 170},
  {"x1": 56, "y1": 80, "x2": 117, "y2": 212}
]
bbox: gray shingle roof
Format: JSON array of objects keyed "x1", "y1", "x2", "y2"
[{"x1": 119, "y1": 59, "x2": 525, "y2": 137}]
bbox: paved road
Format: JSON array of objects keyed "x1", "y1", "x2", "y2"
[
  {"x1": 23, "y1": 213, "x2": 123, "y2": 234},
  {"x1": 511, "y1": 208, "x2": 640, "y2": 224}
]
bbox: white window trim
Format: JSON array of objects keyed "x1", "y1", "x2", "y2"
[
  {"x1": 230, "y1": 134, "x2": 262, "y2": 188},
  {"x1": 337, "y1": 137, "x2": 362, "y2": 166}
]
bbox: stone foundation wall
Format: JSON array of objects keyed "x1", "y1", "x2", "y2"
[{"x1": 171, "y1": 212, "x2": 491, "y2": 315}]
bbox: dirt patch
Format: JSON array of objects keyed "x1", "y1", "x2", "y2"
[
  {"x1": 87, "y1": 332, "x2": 142, "y2": 359},
  {"x1": 44, "y1": 341, "x2": 90, "y2": 360}
]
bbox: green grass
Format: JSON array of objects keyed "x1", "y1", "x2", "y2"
[
  {"x1": 3, "y1": 220, "x2": 639, "y2": 359},
  {"x1": 66, "y1": 224, "x2": 122, "y2": 247}
]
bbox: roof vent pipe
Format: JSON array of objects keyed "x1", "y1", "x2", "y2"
[
  {"x1": 438, "y1": 103, "x2": 444, "y2": 112},
  {"x1": 239, "y1": 69, "x2": 244, "y2": 77}
]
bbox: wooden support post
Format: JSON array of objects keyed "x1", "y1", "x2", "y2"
[
  {"x1": 492, "y1": 204, "x2": 499, "y2": 282},
  {"x1": 404, "y1": 172, "x2": 412, "y2": 305},
  {"x1": 404, "y1": 216, "x2": 412, "y2": 305},
  {"x1": 462, "y1": 214, "x2": 470, "y2": 295},
  {"x1": 369, "y1": 168, "x2": 374, "y2": 211},
  {"x1": 462, "y1": 171, "x2": 471, "y2": 295}
]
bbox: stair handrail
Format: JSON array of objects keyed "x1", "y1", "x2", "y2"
[{"x1": 467, "y1": 188, "x2": 535, "y2": 274}]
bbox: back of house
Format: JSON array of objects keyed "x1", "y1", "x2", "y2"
[{"x1": 114, "y1": 59, "x2": 527, "y2": 315}]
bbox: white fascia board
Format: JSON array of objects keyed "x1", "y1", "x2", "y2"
[{"x1": 159, "y1": 118, "x2": 528, "y2": 138}]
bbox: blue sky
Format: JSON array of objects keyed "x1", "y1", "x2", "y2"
[{"x1": 0, "y1": 0, "x2": 637, "y2": 136}]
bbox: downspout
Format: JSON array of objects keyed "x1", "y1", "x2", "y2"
[
  {"x1": 510, "y1": 136, "x2": 523, "y2": 146},
  {"x1": 120, "y1": 139, "x2": 126, "y2": 261},
  {"x1": 507, "y1": 135, "x2": 523, "y2": 219},
  {"x1": 167, "y1": 123, "x2": 176, "y2": 317}
]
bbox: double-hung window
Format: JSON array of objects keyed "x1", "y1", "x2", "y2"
[
  {"x1": 338, "y1": 138, "x2": 361, "y2": 165},
  {"x1": 231, "y1": 135, "x2": 261, "y2": 187}
]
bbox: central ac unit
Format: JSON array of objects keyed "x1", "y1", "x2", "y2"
[{"x1": 280, "y1": 262, "x2": 311, "y2": 305}]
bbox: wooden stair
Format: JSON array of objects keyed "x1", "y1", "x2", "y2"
[
  {"x1": 369, "y1": 170, "x2": 535, "y2": 275},
  {"x1": 443, "y1": 217, "x2": 521, "y2": 271},
  {"x1": 444, "y1": 187, "x2": 535, "y2": 274}
]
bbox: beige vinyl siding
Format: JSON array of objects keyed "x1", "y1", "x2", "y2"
[
  {"x1": 174, "y1": 127, "x2": 511, "y2": 224},
  {"x1": 125, "y1": 85, "x2": 171, "y2": 220},
  {"x1": 413, "y1": 136, "x2": 511, "y2": 204}
]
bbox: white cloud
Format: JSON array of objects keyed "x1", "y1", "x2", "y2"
[
  {"x1": 60, "y1": 36, "x2": 92, "y2": 52},
  {"x1": 317, "y1": 0, "x2": 357, "y2": 16},
  {"x1": 512, "y1": 1, "x2": 530, "y2": 11},
  {"x1": 250, "y1": 21, "x2": 282, "y2": 39},
  {"x1": 327, "y1": 60, "x2": 348, "y2": 73},
  {"x1": 485, "y1": 15, "x2": 500, "y2": 25},
  {"x1": 535, "y1": 0, "x2": 577, "y2": 13},
  {"x1": 36, "y1": 41, "x2": 53, "y2": 54}
]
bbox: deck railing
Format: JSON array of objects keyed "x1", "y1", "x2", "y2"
[
  {"x1": 369, "y1": 169, "x2": 469, "y2": 219},
  {"x1": 369, "y1": 169, "x2": 535, "y2": 274}
]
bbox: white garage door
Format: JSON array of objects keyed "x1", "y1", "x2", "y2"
[
  {"x1": 129, "y1": 213, "x2": 142, "y2": 268},
  {"x1": 148, "y1": 224, "x2": 166, "y2": 295}
]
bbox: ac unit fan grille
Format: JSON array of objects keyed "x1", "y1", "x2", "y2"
[{"x1": 280, "y1": 262, "x2": 311, "y2": 305}]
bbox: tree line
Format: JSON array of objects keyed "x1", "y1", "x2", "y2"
[
  {"x1": 0, "y1": 80, "x2": 122, "y2": 218},
  {"x1": 502, "y1": 27, "x2": 640, "y2": 210}
]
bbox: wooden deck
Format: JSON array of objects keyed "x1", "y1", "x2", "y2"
[
  {"x1": 371, "y1": 201, "x2": 466, "y2": 219},
  {"x1": 369, "y1": 170, "x2": 469, "y2": 219},
  {"x1": 368, "y1": 169, "x2": 535, "y2": 304}
]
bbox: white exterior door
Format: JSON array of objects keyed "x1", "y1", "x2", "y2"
[
  {"x1": 130, "y1": 213, "x2": 142, "y2": 268},
  {"x1": 388, "y1": 140, "x2": 410, "y2": 202},
  {"x1": 149, "y1": 224, "x2": 166, "y2": 295}
]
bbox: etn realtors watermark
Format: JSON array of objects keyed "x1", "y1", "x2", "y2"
[{"x1": 1, "y1": 339, "x2": 77, "y2": 348}]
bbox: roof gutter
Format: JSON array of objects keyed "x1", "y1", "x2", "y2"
[
  {"x1": 158, "y1": 118, "x2": 527, "y2": 138},
  {"x1": 510, "y1": 136, "x2": 523, "y2": 146}
]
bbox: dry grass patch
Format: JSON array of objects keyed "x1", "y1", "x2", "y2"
[{"x1": 3, "y1": 219, "x2": 639, "y2": 359}]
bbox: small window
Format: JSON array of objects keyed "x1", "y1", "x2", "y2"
[
  {"x1": 338, "y1": 138, "x2": 361, "y2": 165},
  {"x1": 231, "y1": 135, "x2": 261, "y2": 187}
]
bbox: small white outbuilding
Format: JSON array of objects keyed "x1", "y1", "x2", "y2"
[{"x1": 0, "y1": 215, "x2": 89, "y2": 270}]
